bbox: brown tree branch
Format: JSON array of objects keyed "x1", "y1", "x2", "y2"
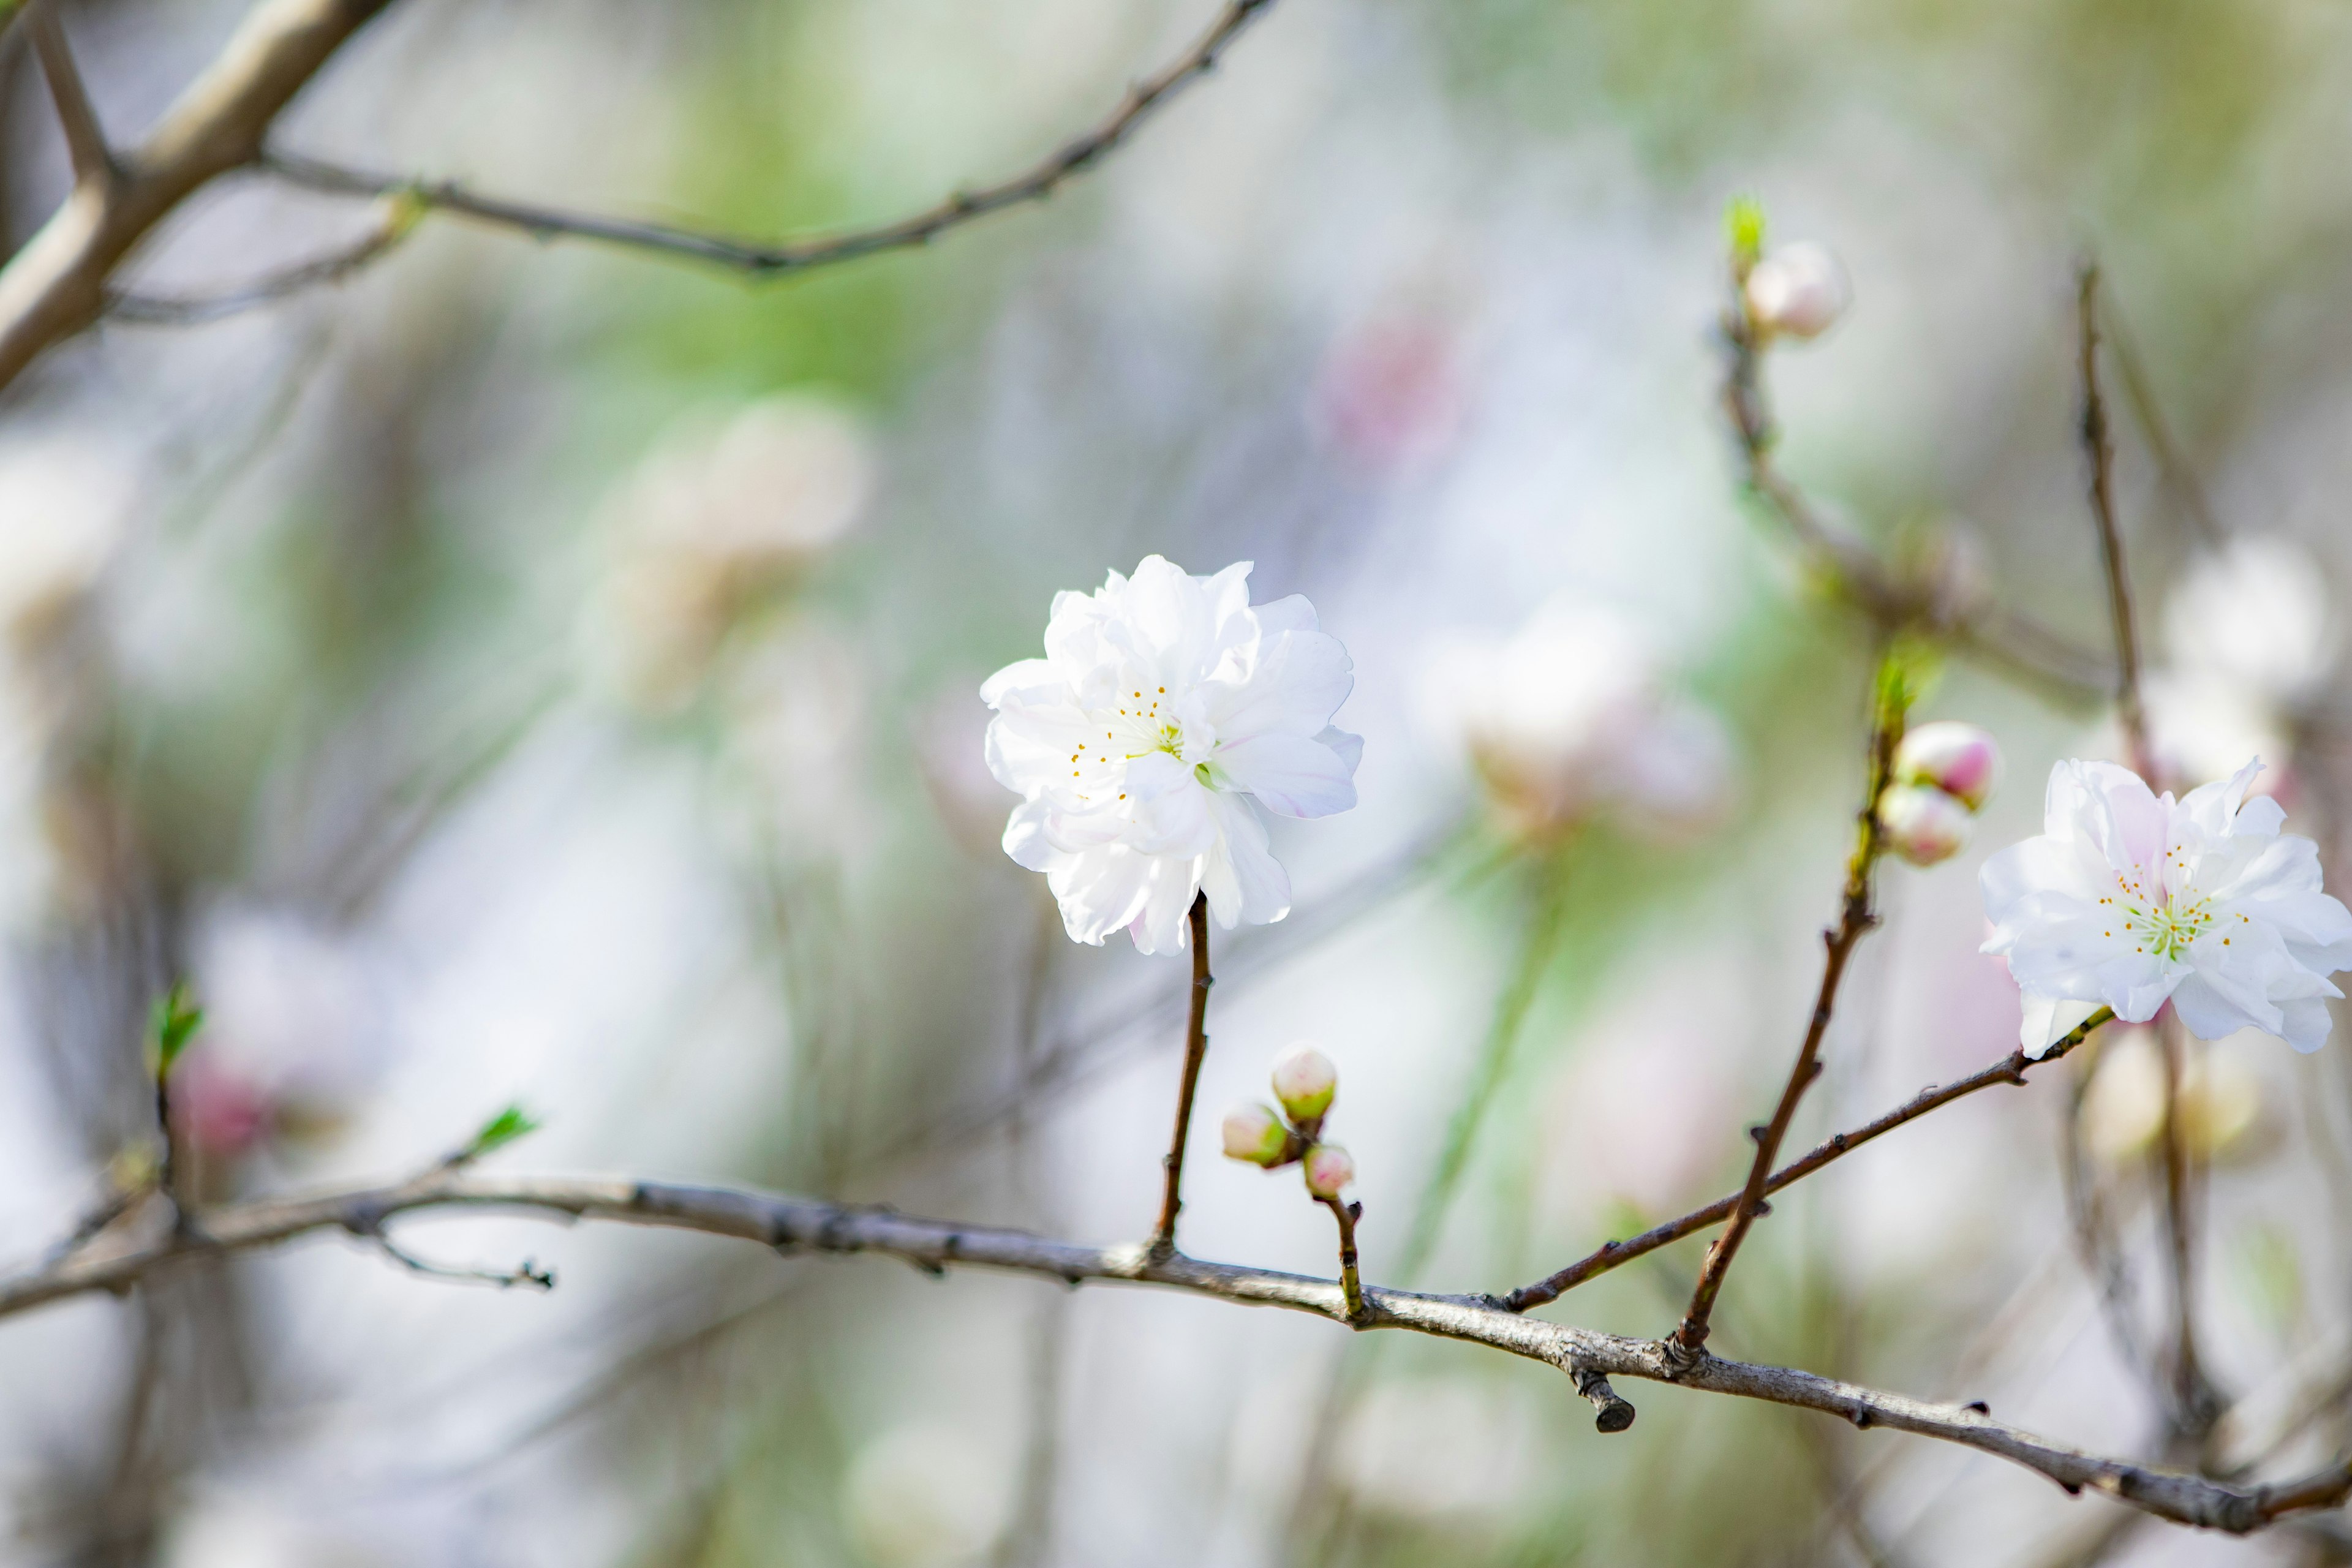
[
  {"x1": 1152, "y1": 892, "x2": 1214, "y2": 1253},
  {"x1": 1502, "y1": 1007, "x2": 2118, "y2": 1313},
  {"x1": 1665, "y1": 658, "x2": 1903, "y2": 1363},
  {"x1": 257, "y1": 0, "x2": 1276, "y2": 280},
  {"x1": 0, "y1": 0, "x2": 399, "y2": 393},
  {"x1": 0, "y1": 1165, "x2": 2343, "y2": 1536},
  {"x1": 23, "y1": 0, "x2": 108, "y2": 183}
]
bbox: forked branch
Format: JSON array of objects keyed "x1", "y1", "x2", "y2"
[
  {"x1": 1505, "y1": 1006, "x2": 2118, "y2": 1312},
  {"x1": 0, "y1": 0, "x2": 1281, "y2": 390}
]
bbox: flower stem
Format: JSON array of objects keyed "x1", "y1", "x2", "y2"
[
  {"x1": 1319, "y1": 1194, "x2": 1365, "y2": 1322},
  {"x1": 1667, "y1": 655, "x2": 1906, "y2": 1365},
  {"x1": 1151, "y1": 893, "x2": 1213, "y2": 1254}
]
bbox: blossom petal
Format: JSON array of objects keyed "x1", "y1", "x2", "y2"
[
  {"x1": 2169, "y1": 970, "x2": 2282, "y2": 1042},
  {"x1": 980, "y1": 659, "x2": 1065, "y2": 708},
  {"x1": 1002, "y1": 799, "x2": 1060, "y2": 872},
  {"x1": 1215, "y1": 731, "x2": 1359, "y2": 818},
  {"x1": 2020, "y1": 992, "x2": 2104, "y2": 1057},
  {"x1": 1316, "y1": 726, "x2": 1365, "y2": 775},
  {"x1": 1207, "y1": 630, "x2": 1354, "y2": 743},
  {"x1": 1200, "y1": 790, "x2": 1291, "y2": 929},
  {"x1": 1048, "y1": 845, "x2": 1154, "y2": 945}
]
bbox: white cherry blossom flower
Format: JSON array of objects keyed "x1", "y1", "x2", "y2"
[
  {"x1": 1420, "y1": 601, "x2": 1730, "y2": 845},
  {"x1": 1981, "y1": 758, "x2": 2352, "y2": 1054},
  {"x1": 982, "y1": 556, "x2": 1361, "y2": 954}
]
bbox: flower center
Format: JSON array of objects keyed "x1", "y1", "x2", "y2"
[
  {"x1": 2106, "y1": 862, "x2": 2215, "y2": 961},
  {"x1": 1063, "y1": 684, "x2": 1214, "y2": 802}
]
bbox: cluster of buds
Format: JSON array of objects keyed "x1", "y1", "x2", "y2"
[
  {"x1": 1875, "y1": 721, "x2": 2002, "y2": 866},
  {"x1": 1222, "y1": 1045, "x2": 1354, "y2": 1195},
  {"x1": 1223, "y1": 1044, "x2": 1367, "y2": 1319}
]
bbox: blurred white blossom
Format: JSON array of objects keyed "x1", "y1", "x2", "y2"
[
  {"x1": 840, "y1": 1423, "x2": 1011, "y2": 1568},
  {"x1": 982, "y1": 557, "x2": 1360, "y2": 954},
  {"x1": 587, "y1": 394, "x2": 876, "y2": 710},
  {"x1": 725, "y1": 622, "x2": 874, "y2": 857},
  {"x1": 2148, "y1": 537, "x2": 2336, "y2": 790},
  {"x1": 2079, "y1": 1025, "x2": 2266, "y2": 1164},
  {"x1": 1421, "y1": 601, "x2": 1731, "y2": 845},
  {"x1": 1983, "y1": 760, "x2": 2352, "y2": 1054}
]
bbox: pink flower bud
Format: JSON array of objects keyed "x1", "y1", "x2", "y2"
[
  {"x1": 1270, "y1": 1045, "x2": 1338, "y2": 1123},
  {"x1": 1221, "y1": 1102, "x2": 1291, "y2": 1167},
  {"x1": 1303, "y1": 1142, "x2": 1355, "y2": 1198},
  {"x1": 1876, "y1": 783, "x2": 1972, "y2": 867},
  {"x1": 1744, "y1": 243, "x2": 1850, "y2": 339},
  {"x1": 1893, "y1": 722, "x2": 2001, "y2": 812}
]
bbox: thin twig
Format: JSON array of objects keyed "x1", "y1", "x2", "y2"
[
  {"x1": 1502, "y1": 1007, "x2": 2117, "y2": 1312},
  {"x1": 23, "y1": 0, "x2": 109, "y2": 183},
  {"x1": 259, "y1": 0, "x2": 1277, "y2": 281},
  {"x1": 2103, "y1": 297, "x2": 2225, "y2": 548},
  {"x1": 0, "y1": 1165, "x2": 2345, "y2": 1535},
  {"x1": 369, "y1": 1230, "x2": 554, "y2": 1292},
  {"x1": 2059, "y1": 1041, "x2": 2160, "y2": 1390},
  {"x1": 1665, "y1": 660, "x2": 1904, "y2": 1364},
  {"x1": 105, "y1": 197, "x2": 417, "y2": 324},
  {"x1": 1720, "y1": 262, "x2": 2109, "y2": 706},
  {"x1": 2076, "y1": 261, "x2": 2152, "y2": 780},
  {"x1": 1151, "y1": 892, "x2": 1214, "y2": 1254}
]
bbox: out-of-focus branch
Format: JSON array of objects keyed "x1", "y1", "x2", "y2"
[
  {"x1": 0, "y1": 0, "x2": 399, "y2": 393},
  {"x1": 106, "y1": 194, "x2": 417, "y2": 324},
  {"x1": 23, "y1": 0, "x2": 110, "y2": 182},
  {"x1": 0, "y1": 0, "x2": 1282, "y2": 384},
  {"x1": 259, "y1": 0, "x2": 1277, "y2": 281},
  {"x1": 2078, "y1": 260, "x2": 2220, "y2": 1438},
  {"x1": 1665, "y1": 656, "x2": 1904, "y2": 1363},
  {"x1": 1503, "y1": 1007, "x2": 2117, "y2": 1312},
  {"x1": 0, "y1": 1166, "x2": 2343, "y2": 1535},
  {"x1": 2075, "y1": 262, "x2": 2152, "y2": 779},
  {"x1": 2103, "y1": 295, "x2": 2225, "y2": 548},
  {"x1": 1721, "y1": 262, "x2": 2110, "y2": 706}
]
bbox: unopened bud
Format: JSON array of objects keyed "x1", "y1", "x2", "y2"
[
  {"x1": 1303, "y1": 1142, "x2": 1356, "y2": 1199},
  {"x1": 1271, "y1": 1046, "x2": 1338, "y2": 1123},
  {"x1": 1221, "y1": 1102, "x2": 1291, "y2": 1167},
  {"x1": 1744, "y1": 243, "x2": 1850, "y2": 340},
  {"x1": 1876, "y1": 783, "x2": 1972, "y2": 866},
  {"x1": 1893, "y1": 722, "x2": 2001, "y2": 812}
]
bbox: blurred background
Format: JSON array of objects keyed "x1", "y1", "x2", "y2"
[{"x1": 2, "y1": 0, "x2": 2352, "y2": 1562}]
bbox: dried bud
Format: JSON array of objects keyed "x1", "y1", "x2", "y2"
[
  {"x1": 1271, "y1": 1045, "x2": 1338, "y2": 1123},
  {"x1": 1221, "y1": 1102, "x2": 1291, "y2": 1167},
  {"x1": 1876, "y1": 783, "x2": 1972, "y2": 866},
  {"x1": 1744, "y1": 243, "x2": 1850, "y2": 340},
  {"x1": 1303, "y1": 1142, "x2": 1356, "y2": 1199},
  {"x1": 1893, "y1": 722, "x2": 2001, "y2": 812}
]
